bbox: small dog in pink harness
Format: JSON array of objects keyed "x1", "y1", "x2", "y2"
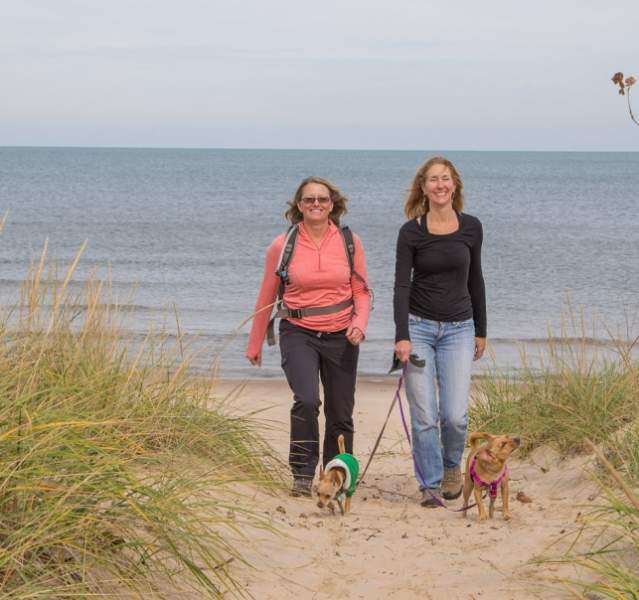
[{"x1": 462, "y1": 432, "x2": 520, "y2": 521}]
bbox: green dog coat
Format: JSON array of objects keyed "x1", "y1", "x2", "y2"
[{"x1": 324, "y1": 453, "x2": 359, "y2": 498}]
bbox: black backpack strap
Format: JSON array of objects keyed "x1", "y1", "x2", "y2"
[
  {"x1": 275, "y1": 224, "x2": 299, "y2": 289},
  {"x1": 267, "y1": 225, "x2": 299, "y2": 346},
  {"x1": 340, "y1": 226, "x2": 355, "y2": 275},
  {"x1": 340, "y1": 226, "x2": 374, "y2": 311}
]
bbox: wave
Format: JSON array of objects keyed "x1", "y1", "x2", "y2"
[
  {"x1": 0, "y1": 278, "x2": 198, "y2": 289},
  {"x1": 488, "y1": 336, "x2": 630, "y2": 347},
  {"x1": 0, "y1": 301, "x2": 162, "y2": 313},
  {"x1": 0, "y1": 257, "x2": 248, "y2": 268}
]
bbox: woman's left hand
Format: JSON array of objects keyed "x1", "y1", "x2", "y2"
[
  {"x1": 346, "y1": 325, "x2": 364, "y2": 346},
  {"x1": 474, "y1": 337, "x2": 486, "y2": 361}
]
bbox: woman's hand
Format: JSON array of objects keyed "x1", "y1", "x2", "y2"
[
  {"x1": 394, "y1": 340, "x2": 412, "y2": 364},
  {"x1": 346, "y1": 325, "x2": 364, "y2": 346},
  {"x1": 474, "y1": 337, "x2": 486, "y2": 361},
  {"x1": 246, "y1": 351, "x2": 262, "y2": 366}
]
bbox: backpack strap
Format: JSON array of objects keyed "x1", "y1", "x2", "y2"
[
  {"x1": 341, "y1": 226, "x2": 372, "y2": 304},
  {"x1": 275, "y1": 225, "x2": 299, "y2": 296},
  {"x1": 340, "y1": 226, "x2": 355, "y2": 274},
  {"x1": 267, "y1": 224, "x2": 299, "y2": 346}
]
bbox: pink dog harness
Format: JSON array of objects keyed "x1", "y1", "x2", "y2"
[{"x1": 469, "y1": 455, "x2": 507, "y2": 499}]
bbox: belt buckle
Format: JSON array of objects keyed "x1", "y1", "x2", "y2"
[{"x1": 289, "y1": 308, "x2": 302, "y2": 319}]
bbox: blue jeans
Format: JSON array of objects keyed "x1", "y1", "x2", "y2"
[{"x1": 405, "y1": 316, "x2": 475, "y2": 491}]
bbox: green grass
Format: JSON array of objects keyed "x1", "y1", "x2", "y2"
[
  {"x1": 0, "y1": 243, "x2": 284, "y2": 598},
  {"x1": 471, "y1": 334, "x2": 639, "y2": 456},
  {"x1": 470, "y1": 319, "x2": 639, "y2": 598}
]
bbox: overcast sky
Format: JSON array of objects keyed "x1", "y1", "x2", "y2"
[{"x1": 2, "y1": 0, "x2": 638, "y2": 151}]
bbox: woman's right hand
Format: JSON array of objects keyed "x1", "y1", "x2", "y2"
[
  {"x1": 394, "y1": 340, "x2": 412, "y2": 364},
  {"x1": 246, "y1": 351, "x2": 262, "y2": 367}
]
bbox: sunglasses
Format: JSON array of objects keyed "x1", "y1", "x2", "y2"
[{"x1": 300, "y1": 196, "x2": 331, "y2": 206}]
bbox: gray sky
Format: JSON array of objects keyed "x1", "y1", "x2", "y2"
[{"x1": 2, "y1": 0, "x2": 638, "y2": 150}]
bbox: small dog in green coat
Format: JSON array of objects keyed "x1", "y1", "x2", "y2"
[{"x1": 316, "y1": 434, "x2": 359, "y2": 515}]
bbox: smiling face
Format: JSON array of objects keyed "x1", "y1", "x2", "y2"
[
  {"x1": 421, "y1": 163, "x2": 456, "y2": 210},
  {"x1": 297, "y1": 182, "x2": 333, "y2": 226}
]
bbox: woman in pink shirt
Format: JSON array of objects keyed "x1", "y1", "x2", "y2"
[{"x1": 246, "y1": 176, "x2": 370, "y2": 497}]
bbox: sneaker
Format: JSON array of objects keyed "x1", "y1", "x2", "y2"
[
  {"x1": 441, "y1": 466, "x2": 463, "y2": 500},
  {"x1": 290, "y1": 477, "x2": 313, "y2": 498},
  {"x1": 420, "y1": 488, "x2": 444, "y2": 508}
]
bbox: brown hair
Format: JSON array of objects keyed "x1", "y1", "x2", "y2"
[
  {"x1": 285, "y1": 176, "x2": 348, "y2": 227},
  {"x1": 404, "y1": 156, "x2": 465, "y2": 219}
]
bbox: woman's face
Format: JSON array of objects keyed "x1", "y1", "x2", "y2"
[
  {"x1": 297, "y1": 182, "x2": 333, "y2": 225},
  {"x1": 422, "y1": 164, "x2": 456, "y2": 209}
]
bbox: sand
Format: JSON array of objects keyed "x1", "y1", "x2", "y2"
[{"x1": 216, "y1": 377, "x2": 598, "y2": 600}]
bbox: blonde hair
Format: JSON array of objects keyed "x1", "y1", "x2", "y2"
[
  {"x1": 285, "y1": 176, "x2": 348, "y2": 227},
  {"x1": 404, "y1": 156, "x2": 465, "y2": 219}
]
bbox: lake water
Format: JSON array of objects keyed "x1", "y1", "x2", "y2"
[{"x1": 1, "y1": 147, "x2": 637, "y2": 377}]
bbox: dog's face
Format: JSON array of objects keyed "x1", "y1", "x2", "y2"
[
  {"x1": 479, "y1": 434, "x2": 520, "y2": 467},
  {"x1": 316, "y1": 467, "x2": 342, "y2": 509}
]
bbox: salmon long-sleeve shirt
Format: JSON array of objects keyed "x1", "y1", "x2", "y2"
[{"x1": 247, "y1": 222, "x2": 370, "y2": 358}]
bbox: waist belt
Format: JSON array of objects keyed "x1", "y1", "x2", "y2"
[{"x1": 266, "y1": 298, "x2": 353, "y2": 346}]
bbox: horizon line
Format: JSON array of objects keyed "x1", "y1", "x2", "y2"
[{"x1": 1, "y1": 144, "x2": 638, "y2": 153}]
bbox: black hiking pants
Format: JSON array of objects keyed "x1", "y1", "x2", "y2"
[{"x1": 279, "y1": 319, "x2": 359, "y2": 480}]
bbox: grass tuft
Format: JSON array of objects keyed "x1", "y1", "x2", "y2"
[
  {"x1": 470, "y1": 317, "x2": 639, "y2": 598},
  {"x1": 0, "y1": 244, "x2": 284, "y2": 598},
  {"x1": 471, "y1": 328, "x2": 639, "y2": 456}
]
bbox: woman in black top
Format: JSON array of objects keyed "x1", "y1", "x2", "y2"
[{"x1": 393, "y1": 156, "x2": 486, "y2": 507}]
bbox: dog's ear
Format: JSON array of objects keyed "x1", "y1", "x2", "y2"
[{"x1": 469, "y1": 431, "x2": 494, "y2": 449}]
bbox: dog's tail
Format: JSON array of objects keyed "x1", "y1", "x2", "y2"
[
  {"x1": 337, "y1": 433, "x2": 346, "y2": 454},
  {"x1": 469, "y1": 431, "x2": 494, "y2": 450}
]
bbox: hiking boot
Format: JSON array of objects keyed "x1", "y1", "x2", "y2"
[
  {"x1": 420, "y1": 488, "x2": 443, "y2": 508},
  {"x1": 290, "y1": 477, "x2": 313, "y2": 498},
  {"x1": 441, "y1": 466, "x2": 463, "y2": 500}
]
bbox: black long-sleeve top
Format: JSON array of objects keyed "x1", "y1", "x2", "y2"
[{"x1": 393, "y1": 211, "x2": 487, "y2": 342}]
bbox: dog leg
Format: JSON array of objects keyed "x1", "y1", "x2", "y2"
[
  {"x1": 344, "y1": 496, "x2": 351, "y2": 514},
  {"x1": 489, "y1": 495, "x2": 495, "y2": 519},
  {"x1": 328, "y1": 500, "x2": 335, "y2": 514},
  {"x1": 501, "y1": 476, "x2": 511, "y2": 521},
  {"x1": 462, "y1": 474, "x2": 473, "y2": 517},
  {"x1": 468, "y1": 431, "x2": 495, "y2": 451},
  {"x1": 473, "y1": 486, "x2": 487, "y2": 521}
]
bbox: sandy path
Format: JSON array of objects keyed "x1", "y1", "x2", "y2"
[{"x1": 216, "y1": 377, "x2": 596, "y2": 600}]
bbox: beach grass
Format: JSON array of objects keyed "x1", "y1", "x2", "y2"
[
  {"x1": 470, "y1": 321, "x2": 639, "y2": 598},
  {"x1": 0, "y1": 243, "x2": 284, "y2": 598},
  {"x1": 470, "y1": 328, "x2": 639, "y2": 456}
]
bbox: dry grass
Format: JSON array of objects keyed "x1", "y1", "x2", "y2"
[
  {"x1": 470, "y1": 317, "x2": 639, "y2": 598},
  {"x1": 0, "y1": 242, "x2": 284, "y2": 598}
]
